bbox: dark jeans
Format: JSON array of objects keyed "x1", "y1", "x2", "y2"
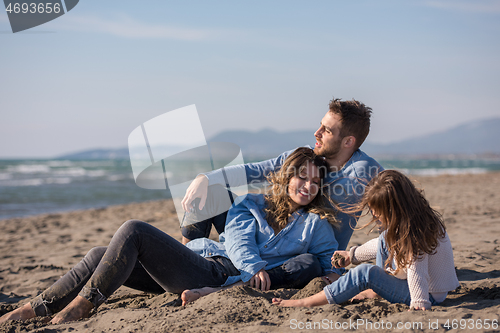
[
  {"x1": 30, "y1": 220, "x2": 322, "y2": 316},
  {"x1": 181, "y1": 184, "x2": 235, "y2": 240},
  {"x1": 181, "y1": 211, "x2": 229, "y2": 239}
]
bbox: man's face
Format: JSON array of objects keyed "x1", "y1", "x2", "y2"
[{"x1": 313, "y1": 112, "x2": 343, "y2": 159}]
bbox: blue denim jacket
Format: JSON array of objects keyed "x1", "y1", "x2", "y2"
[
  {"x1": 205, "y1": 148, "x2": 383, "y2": 251},
  {"x1": 187, "y1": 194, "x2": 340, "y2": 286}
]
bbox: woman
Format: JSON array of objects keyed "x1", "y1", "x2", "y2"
[
  {"x1": 183, "y1": 147, "x2": 342, "y2": 303},
  {"x1": 0, "y1": 147, "x2": 340, "y2": 324}
]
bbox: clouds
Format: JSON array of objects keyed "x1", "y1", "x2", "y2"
[
  {"x1": 55, "y1": 14, "x2": 224, "y2": 41},
  {"x1": 1, "y1": 1, "x2": 500, "y2": 157}
]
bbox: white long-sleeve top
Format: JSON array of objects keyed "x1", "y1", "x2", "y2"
[{"x1": 349, "y1": 232, "x2": 460, "y2": 309}]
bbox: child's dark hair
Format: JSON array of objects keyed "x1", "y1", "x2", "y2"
[{"x1": 355, "y1": 170, "x2": 446, "y2": 274}]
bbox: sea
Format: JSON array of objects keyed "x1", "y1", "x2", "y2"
[{"x1": 1, "y1": 156, "x2": 500, "y2": 220}]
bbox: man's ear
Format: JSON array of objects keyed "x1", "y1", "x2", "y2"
[{"x1": 343, "y1": 136, "x2": 356, "y2": 149}]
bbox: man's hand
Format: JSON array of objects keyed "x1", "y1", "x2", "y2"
[
  {"x1": 181, "y1": 175, "x2": 209, "y2": 212},
  {"x1": 249, "y1": 269, "x2": 271, "y2": 291}
]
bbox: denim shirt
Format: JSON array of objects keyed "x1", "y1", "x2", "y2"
[
  {"x1": 187, "y1": 193, "x2": 340, "y2": 286},
  {"x1": 204, "y1": 147, "x2": 383, "y2": 251}
]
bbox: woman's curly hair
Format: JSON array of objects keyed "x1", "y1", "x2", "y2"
[{"x1": 264, "y1": 147, "x2": 338, "y2": 233}]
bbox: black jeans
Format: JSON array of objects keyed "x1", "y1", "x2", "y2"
[
  {"x1": 30, "y1": 220, "x2": 322, "y2": 316},
  {"x1": 181, "y1": 184, "x2": 235, "y2": 239}
]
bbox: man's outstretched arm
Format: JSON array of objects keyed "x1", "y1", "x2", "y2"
[{"x1": 180, "y1": 149, "x2": 293, "y2": 214}]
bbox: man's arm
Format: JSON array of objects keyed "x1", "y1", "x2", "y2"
[{"x1": 181, "y1": 149, "x2": 293, "y2": 212}]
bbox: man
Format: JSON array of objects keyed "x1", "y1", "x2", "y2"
[{"x1": 181, "y1": 97, "x2": 383, "y2": 253}]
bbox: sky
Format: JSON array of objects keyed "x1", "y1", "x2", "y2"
[{"x1": 1, "y1": 0, "x2": 500, "y2": 158}]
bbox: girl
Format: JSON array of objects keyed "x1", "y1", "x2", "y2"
[
  {"x1": 0, "y1": 147, "x2": 340, "y2": 324},
  {"x1": 273, "y1": 170, "x2": 459, "y2": 310}
]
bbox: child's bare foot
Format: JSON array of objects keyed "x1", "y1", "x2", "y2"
[
  {"x1": 50, "y1": 296, "x2": 94, "y2": 324},
  {"x1": 181, "y1": 287, "x2": 219, "y2": 306},
  {"x1": 272, "y1": 298, "x2": 301, "y2": 307},
  {"x1": 350, "y1": 289, "x2": 381, "y2": 301},
  {"x1": 0, "y1": 303, "x2": 36, "y2": 323}
]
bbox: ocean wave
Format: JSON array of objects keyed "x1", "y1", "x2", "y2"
[
  {"x1": 78, "y1": 161, "x2": 119, "y2": 167},
  {"x1": 0, "y1": 173, "x2": 13, "y2": 180},
  {"x1": 0, "y1": 177, "x2": 73, "y2": 187},
  {"x1": 47, "y1": 160, "x2": 75, "y2": 167},
  {"x1": 52, "y1": 167, "x2": 88, "y2": 177},
  {"x1": 7, "y1": 164, "x2": 51, "y2": 174},
  {"x1": 1, "y1": 178, "x2": 46, "y2": 186},
  {"x1": 86, "y1": 170, "x2": 108, "y2": 177},
  {"x1": 107, "y1": 174, "x2": 133, "y2": 181},
  {"x1": 50, "y1": 168, "x2": 108, "y2": 178},
  {"x1": 399, "y1": 168, "x2": 488, "y2": 176},
  {"x1": 46, "y1": 177, "x2": 73, "y2": 184}
]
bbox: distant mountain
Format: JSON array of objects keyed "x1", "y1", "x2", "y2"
[
  {"x1": 207, "y1": 129, "x2": 314, "y2": 160},
  {"x1": 56, "y1": 117, "x2": 500, "y2": 160},
  {"x1": 362, "y1": 117, "x2": 500, "y2": 156},
  {"x1": 56, "y1": 129, "x2": 315, "y2": 160},
  {"x1": 58, "y1": 148, "x2": 130, "y2": 160},
  {"x1": 209, "y1": 118, "x2": 500, "y2": 158}
]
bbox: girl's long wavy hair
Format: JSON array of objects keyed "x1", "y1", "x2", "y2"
[
  {"x1": 264, "y1": 147, "x2": 338, "y2": 233},
  {"x1": 350, "y1": 170, "x2": 446, "y2": 274}
]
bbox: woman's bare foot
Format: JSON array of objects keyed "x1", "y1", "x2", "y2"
[
  {"x1": 50, "y1": 296, "x2": 94, "y2": 324},
  {"x1": 181, "y1": 287, "x2": 219, "y2": 306},
  {"x1": 350, "y1": 289, "x2": 381, "y2": 301},
  {"x1": 0, "y1": 303, "x2": 36, "y2": 323}
]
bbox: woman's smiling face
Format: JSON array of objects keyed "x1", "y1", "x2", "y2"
[{"x1": 288, "y1": 161, "x2": 321, "y2": 211}]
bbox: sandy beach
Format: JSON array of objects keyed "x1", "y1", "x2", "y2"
[{"x1": 1, "y1": 173, "x2": 499, "y2": 332}]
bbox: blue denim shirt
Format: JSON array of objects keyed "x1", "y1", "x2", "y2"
[
  {"x1": 187, "y1": 193, "x2": 340, "y2": 286},
  {"x1": 205, "y1": 148, "x2": 383, "y2": 251}
]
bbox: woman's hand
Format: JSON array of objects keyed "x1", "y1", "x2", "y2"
[
  {"x1": 249, "y1": 269, "x2": 271, "y2": 291},
  {"x1": 331, "y1": 250, "x2": 351, "y2": 268},
  {"x1": 181, "y1": 175, "x2": 209, "y2": 212}
]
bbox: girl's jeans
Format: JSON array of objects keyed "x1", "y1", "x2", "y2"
[
  {"x1": 30, "y1": 220, "x2": 321, "y2": 316},
  {"x1": 324, "y1": 233, "x2": 438, "y2": 306}
]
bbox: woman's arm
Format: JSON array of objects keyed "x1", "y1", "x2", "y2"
[
  {"x1": 224, "y1": 201, "x2": 268, "y2": 282},
  {"x1": 306, "y1": 218, "x2": 341, "y2": 275},
  {"x1": 272, "y1": 291, "x2": 329, "y2": 307}
]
